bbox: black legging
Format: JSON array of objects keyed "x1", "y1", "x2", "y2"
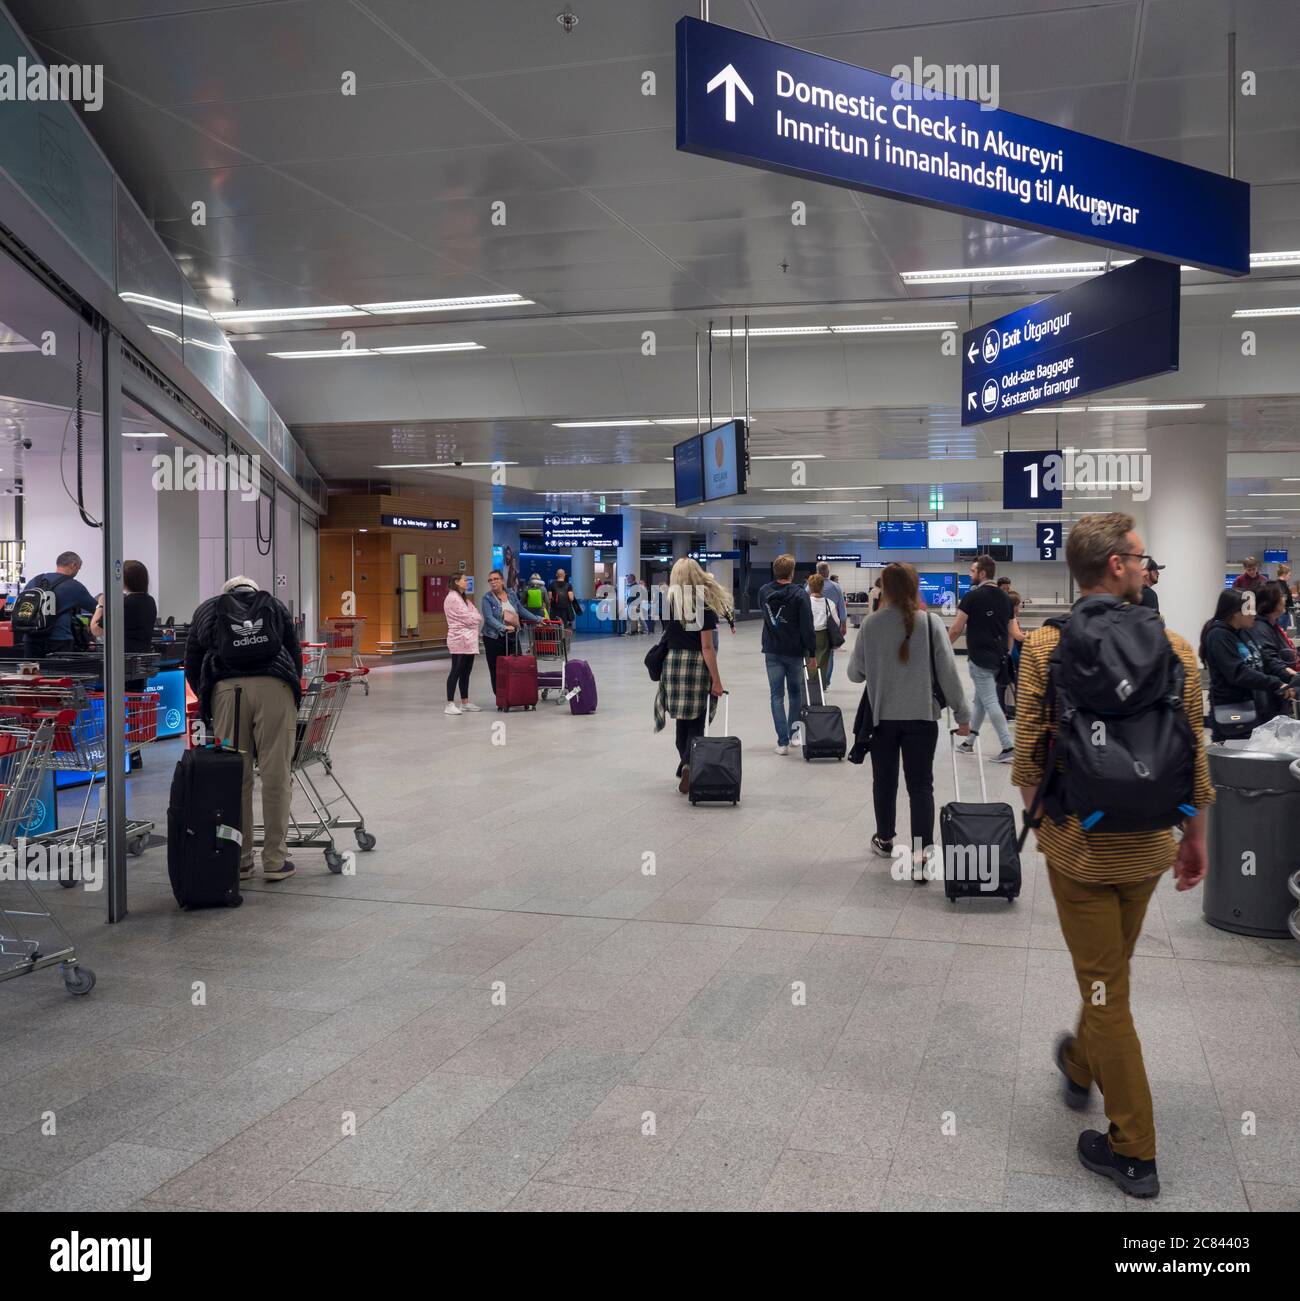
[
  {"x1": 674, "y1": 715, "x2": 705, "y2": 775},
  {"x1": 484, "y1": 635, "x2": 506, "y2": 693},
  {"x1": 869, "y1": 719, "x2": 939, "y2": 853},
  {"x1": 447, "y1": 653, "x2": 474, "y2": 702}
]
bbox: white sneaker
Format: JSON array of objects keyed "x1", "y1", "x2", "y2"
[
  {"x1": 461, "y1": 702, "x2": 482, "y2": 712},
  {"x1": 445, "y1": 703, "x2": 462, "y2": 715},
  {"x1": 774, "y1": 744, "x2": 789, "y2": 756}
]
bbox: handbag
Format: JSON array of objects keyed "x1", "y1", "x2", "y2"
[
  {"x1": 926, "y1": 613, "x2": 948, "y2": 712},
  {"x1": 1212, "y1": 701, "x2": 1256, "y2": 738},
  {"x1": 644, "y1": 631, "x2": 670, "y2": 682},
  {"x1": 825, "y1": 604, "x2": 845, "y2": 649}
]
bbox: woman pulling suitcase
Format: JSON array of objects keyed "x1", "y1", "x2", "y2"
[
  {"x1": 651, "y1": 557, "x2": 731, "y2": 794},
  {"x1": 848, "y1": 562, "x2": 971, "y2": 880}
]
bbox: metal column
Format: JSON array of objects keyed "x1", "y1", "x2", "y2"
[{"x1": 101, "y1": 329, "x2": 128, "y2": 923}]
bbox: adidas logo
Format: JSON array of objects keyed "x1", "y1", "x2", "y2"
[{"x1": 229, "y1": 617, "x2": 263, "y2": 636}]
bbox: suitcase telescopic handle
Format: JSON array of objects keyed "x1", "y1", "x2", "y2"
[
  {"x1": 802, "y1": 661, "x2": 827, "y2": 706},
  {"x1": 947, "y1": 707, "x2": 988, "y2": 803},
  {"x1": 705, "y1": 689, "x2": 729, "y2": 737}
]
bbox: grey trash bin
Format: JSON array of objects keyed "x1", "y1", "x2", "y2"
[{"x1": 1204, "y1": 746, "x2": 1300, "y2": 938}]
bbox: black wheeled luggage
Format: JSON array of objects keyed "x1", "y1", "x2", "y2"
[
  {"x1": 939, "y1": 720, "x2": 1021, "y2": 902},
  {"x1": 689, "y1": 691, "x2": 742, "y2": 805},
  {"x1": 801, "y1": 665, "x2": 846, "y2": 761},
  {"x1": 167, "y1": 687, "x2": 245, "y2": 909}
]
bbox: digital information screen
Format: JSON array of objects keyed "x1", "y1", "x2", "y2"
[
  {"x1": 927, "y1": 520, "x2": 978, "y2": 550},
  {"x1": 674, "y1": 435, "x2": 704, "y2": 508},
  {"x1": 917, "y1": 572, "x2": 957, "y2": 612},
  {"x1": 701, "y1": 420, "x2": 748, "y2": 502},
  {"x1": 877, "y1": 520, "x2": 927, "y2": 549}
]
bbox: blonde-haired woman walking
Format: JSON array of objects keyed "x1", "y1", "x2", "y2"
[{"x1": 653, "y1": 557, "x2": 732, "y2": 793}]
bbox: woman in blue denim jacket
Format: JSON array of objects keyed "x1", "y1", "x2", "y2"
[{"x1": 482, "y1": 568, "x2": 541, "y2": 694}]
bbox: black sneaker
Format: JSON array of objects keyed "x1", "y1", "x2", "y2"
[
  {"x1": 1055, "y1": 1034, "x2": 1090, "y2": 1110},
  {"x1": 1076, "y1": 1129, "x2": 1160, "y2": 1198},
  {"x1": 991, "y1": 747, "x2": 1015, "y2": 764},
  {"x1": 870, "y1": 835, "x2": 893, "y2": 859}
]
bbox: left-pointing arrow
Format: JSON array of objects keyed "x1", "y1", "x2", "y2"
[
  {"x1": 706, "y1": 63, "x2": 754, "y2": 123},
  {"x1": 967, "y1": 342, "x2": 978, "y2": 363}
]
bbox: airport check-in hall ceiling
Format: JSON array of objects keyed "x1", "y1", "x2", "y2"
[{"x1": 11, "y1": 0, "x2": 1300, "y2": 546}]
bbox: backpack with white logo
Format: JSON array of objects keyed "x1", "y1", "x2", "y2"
[
  {"x1": 1027, "y1": 595, "x2": 1196, "y2": 836},
  {"x1": 12, "y1": 574, "x2": 68, "y2": 637},
  {"x1": 214, "y1": 589, "x2": 283, "y2": 670}
]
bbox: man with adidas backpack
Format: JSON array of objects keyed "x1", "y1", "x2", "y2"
[
  {"x1": 184, "y1": 576, "x2": 303, "y2": 882},
  {"x1": 1013, "y1": 513, "x2": 1213, "y2": 1200},
  {"x1": 13, "y1": 551, "x2": 98, "y2": 656}
]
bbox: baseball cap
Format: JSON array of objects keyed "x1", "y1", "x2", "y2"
[{"x1": 1144, "y1": 558, "x2": 1165, "y2": 572}]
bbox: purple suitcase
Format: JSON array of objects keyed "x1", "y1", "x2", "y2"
[{"x1": 565, "y1": 660, "x2": 598, "y2": 715}]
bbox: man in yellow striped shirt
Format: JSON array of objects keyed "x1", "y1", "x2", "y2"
[{"x1": 1013, "y1": 513, "x2": 1212, "y2": 1199}]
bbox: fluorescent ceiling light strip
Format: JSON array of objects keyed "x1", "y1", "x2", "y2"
[
  {"x1": 372, "y1": 342, "x2": 483, "y2": 355},
  {"x1": 375, "y1": 461, "x2": 518, "y2": 468},
  {"x1": 829, "y1": 322, "x2": 958, "y2": 333},
  {"x1": 357, "y1": 294, "x2": 532, "y2": 313},
  {"x1": 1233, "y1": 307, "x2": 1300, "y2": 318},
  {"x1": 751, "y1": 453, "x2": 825, "y2": 460},
  {"x1": 213, "y1": 305, "x2": 366, "y2": 323},
  {"x1": 1248, "y1": 492, "x2": 1300, "y2": 497},
  {"x1": 268, "y1": 348, "x2": 377, "y2": 358},
  {"x1": 542, "y1": 490, "x2": 647, "y2": 495},
  {"x1": 900, "y1": 261, "x2": 1133, "y2": 284},
  {"x1": 1249, "y1": 251, "x2": 1300, "y2": 267},
  {"x1": 1088, "y1": 403, "x2": 1204, "y2": 412},
  {"x1": 712, "y1": 326, "x2": 831, "y2": 337},
  {"x1": 125, "y1": 431, "x2": 168, "y2": 438},
  {"x1": 553, "y1": 419, "x2": 655, "y2": 428}
]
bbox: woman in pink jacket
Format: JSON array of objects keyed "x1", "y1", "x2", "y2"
[{"x1": 443, "y1": 573, "x2": 483, "y2": 715}]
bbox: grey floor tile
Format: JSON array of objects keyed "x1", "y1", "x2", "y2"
[
  {"x1": 507, "y1": 1180, "x2": 636, "y2": 1211},
  {"x1": 9, "y1": 1142, "x2": 199, "y2": 1212},
  {"x1": 384, "y1": 1142, "x2": 549, "y2": 1211},
  {"x1": 756, "y1": 1149, "x2": 890, "y2": 1211}
]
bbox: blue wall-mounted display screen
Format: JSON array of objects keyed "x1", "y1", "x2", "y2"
[
  {"x1": 878, "y1": 520, "x2": 928, "y2": 549},
  {"x1": 674, "y1": 434, "x2": 704, "y2": 508},
  {"x1": 917, "y1": 572, "x2": 957, "y2": 612}
]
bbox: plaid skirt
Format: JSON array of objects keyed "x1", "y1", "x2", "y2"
[{"x1": 653, "y1": 648, "x2": 718, "y2": 732}]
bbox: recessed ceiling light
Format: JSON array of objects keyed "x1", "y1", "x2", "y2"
[
  {"x1": 213, "y1": 305, "x2": 366, "y2": 323},
  {"x1": 356, "y1": 294, "x2": 532, "y2": 313},
  {"x1": 900, "y1": 261, "x2": 1133, "y2": 284}
]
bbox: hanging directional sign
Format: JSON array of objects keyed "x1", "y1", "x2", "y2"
[
  {"x1": 1036, "y1": 522, "x2": 1063, "y2": 561},
  {"x1": 542, "y1": 514, "x2": 625, "y2": 548},
  {"x1": 1004, "y1": 451, "x2": 1064, "y2": 511},
  {"x1": 676, "y1": 18, "x2": 1248, "y2": 276},
  {"x1": 961, "y1": 257, "x2": 1180, "y2": 426}
]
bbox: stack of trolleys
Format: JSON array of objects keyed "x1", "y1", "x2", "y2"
[
  {"x1": 0, "y1": 677, "x2": 158, "y2": 882},
  {"x1": 252, "y1": 667, "x2": 376, "y2": 873},
  {"x1": 320, "y1": 617, "x2": 369, "y2": 693},
  {"x1": 301, "y1": 642, "x2": 328, "y2": 684},
  {"x1": 0, "y1": 720, "x2": 96, "y2": 994}
]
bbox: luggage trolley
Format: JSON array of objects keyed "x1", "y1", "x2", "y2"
[
  {"x1": 530, "y1": 619, "x2": 577, "y2": 704},
  {"x1": 0, "y1": 721, "x2": 97, "y2": 994},
  {"x1": 320, "y1": 617, "x2": 369, "y2": 693},
  {"x1": 252, "y1": 667, "x2": 376, "y2": 872},
  {"x1": 0, "y1": 677, "x2": 157, "y2": 876}
]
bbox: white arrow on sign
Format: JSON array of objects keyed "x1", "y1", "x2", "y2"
[
  {"x1": 706, "y1": 63, "x2": 754, "y2": 123},
  {"x1": 967, "y1": 392, "x2": 977, "y2": 411},
  {"x1": 967, "y1": 341, "x2": 978, "y2": 363}
]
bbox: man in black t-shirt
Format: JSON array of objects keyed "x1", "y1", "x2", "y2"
[{"x1": 948, "y1": 554, "x2": 1015, "y2": 762}]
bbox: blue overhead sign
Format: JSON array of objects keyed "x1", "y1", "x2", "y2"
[
  {"x1": 676, "y1": 18, "x2": 1248, "y2": 276},
  {"x1": 690, "y1": 550, "x2": 741, "y2": 562},
  {"x1": 1264, "y1": 550, "x2": 1289, "y2": 564},
  {"x1": 1004, "y1": 451, "x2": 1064, "y2": 511},
  {"x1": 962, "y1": 257, "x2": 1180, "y2": 426},
  {"x1": 542, "y1": 514, "x2": 625, "y2": 548},
  {"x1": 1036, "y1": 522, "x2": 1063, "y2": 561}
]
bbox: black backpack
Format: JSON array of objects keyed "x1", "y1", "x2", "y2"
[
  {"x1": 1026, "y1": 595, "x2": 1197, "y2": 837},
  {"x1": 214, "y1": 589, "x2": 283, "y2": 670},
  {"x1": 12, "y1": 574, "x2": 68, "y2": 637}
]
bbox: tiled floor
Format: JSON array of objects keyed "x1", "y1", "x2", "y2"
[{"x1": 1, "y1": 623, "x2": 1297, "y2": 1212}]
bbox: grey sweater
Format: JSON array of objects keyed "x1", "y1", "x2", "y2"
[{"x1": 846, "y1": 607, "x2": 971, "y2": 725}]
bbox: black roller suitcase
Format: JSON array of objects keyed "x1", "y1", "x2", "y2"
[
  {"x1": 689, "y1": 691, "x2": 741, "y2": 805},
  {"x1": 939, "y1": 721, "x2": 1021, "y2": 903},
  {"x1": 801, "y1": 666, "x2": 846, "y2": 761},
  {"x1": 167, "y1": 687, "x2": 245, "y2": 909}
]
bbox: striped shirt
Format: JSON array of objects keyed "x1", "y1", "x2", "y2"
[{"x1": 1011, "y1": 622, "x2": 1214, "y2": 884}]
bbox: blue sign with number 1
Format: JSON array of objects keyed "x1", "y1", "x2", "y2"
[{"x1": 1005, "y1": 451, "x2": 1063, "y2": 511}]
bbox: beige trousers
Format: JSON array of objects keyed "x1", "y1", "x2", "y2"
[{"x1": 212, "y1": 677, "x2": 297, "y2": 871}]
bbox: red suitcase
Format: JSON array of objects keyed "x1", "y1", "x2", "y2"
[{"x1": 496, "y1": 631, "x2": 538, "y2": 711}]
